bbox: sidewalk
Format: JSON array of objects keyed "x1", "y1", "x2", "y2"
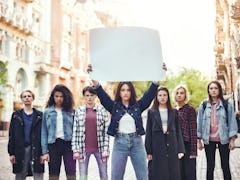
[{"x1": 1, "y1": 132, "x2": 240, "y2": 180}]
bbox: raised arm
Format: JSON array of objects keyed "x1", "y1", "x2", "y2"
[
  {"x1": 138, "y1": 82, "x2": 159, "y2": 112},
  {"x1": 87, "y1": 64, "x2": 114, "y2": 112}
]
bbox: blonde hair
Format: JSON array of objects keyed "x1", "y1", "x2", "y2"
[
  {"x1": 20, "y1": 90, "x2": 35, "y2": 100},
  {"x1": 172, "y1": 84, "x2": 190, "y2": 103}
]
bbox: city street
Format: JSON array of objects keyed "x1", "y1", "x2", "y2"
[{"x1": 1, "y1": 130, "x2": 240, "y2": 180}]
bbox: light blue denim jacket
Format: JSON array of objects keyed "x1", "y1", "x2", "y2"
[
  {"x1": 197, "y1": 100, "x2": 238, "y2": 145},
  {"x1": 41, "y1": 106, "x2": 74, "y2": 154}
]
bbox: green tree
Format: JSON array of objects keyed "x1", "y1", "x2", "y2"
[
  {"x1": 108, "y1": 68, "x2": 209, "y2": 109},
  {"x1": 163, "y1": 67, "x2": 209, "y2": 109},
  {"x1": 0, "y1": 62, "x2": 8, "y2": 95},
  {"x1": 110, "y1": 81, "x2": 151, "y2": 99}
]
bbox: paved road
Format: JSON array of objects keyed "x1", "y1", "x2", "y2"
[{"x1": 1, "y1": 131, "x2": 240, "y2": 180}]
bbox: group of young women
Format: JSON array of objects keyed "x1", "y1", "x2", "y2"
[{"x1": 8, "y1": 72, "x2": 238, "y2": 180}]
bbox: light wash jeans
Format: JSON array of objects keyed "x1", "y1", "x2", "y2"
[
  {"x1": 15, "y1": 146, "x2": 43, "y2": 180},
  {"x1": 79, "y1": 152, "x2": 108, "y2": 180},
  {"x1": 111, "y1": 133, "x2": 148, "y2": 180}
]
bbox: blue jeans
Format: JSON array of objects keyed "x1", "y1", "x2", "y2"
[
  {"x1": 111, "y1": 133, "x2": 148, "y2": 180},
  {"x1": 79, "y1": 152, "x2": 108, "y2": 180}
]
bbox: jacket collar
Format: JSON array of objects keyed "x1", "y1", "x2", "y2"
[
  {"x1": 153, "y1": 108, "x2": 174, "y2": 132},
  {"x1": 15, "y1": 108, "x2": 42, "y2": 127}
]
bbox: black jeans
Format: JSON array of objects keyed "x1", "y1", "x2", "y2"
[
  {"x1": 204, "y1": 141, "x2": 231, "y2": 180},
  {"x1": 48, "y1": 138, "x2": 76, "y2": 180},
  {"x1": 180, "y1": 142, "x2": 196, "y2": 180}
]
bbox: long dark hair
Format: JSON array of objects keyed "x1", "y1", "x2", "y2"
[
  {"x1": 207, "y1": 80, "x2": 224, "y2": 103},
  {"x1": 151, "y1": 87, "x2": 172, "y2": 111},
  {"x1": 46, "y1": 84, "x2": 74, "y2": 112},
  {"x1": 115, "y1": 82, "x2": 137, "y2": 106}
]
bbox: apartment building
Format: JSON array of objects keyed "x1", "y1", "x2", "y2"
[
  {"x1": 215, "y1": 0, "x2": 240, "y2": 110},
  {"x1": 0, "y1": 0, "x2": 123, "y2": 129}
]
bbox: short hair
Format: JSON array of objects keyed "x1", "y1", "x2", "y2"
[
  {"x1": 82, "y1": 86, "x2": 97, "y2": 96},
  {"x1": 20, "y1": 90, "x2": 35, "y2": 100},
  {"x1": 172, "y1": 84, "x2": 190, "y2": 103}
]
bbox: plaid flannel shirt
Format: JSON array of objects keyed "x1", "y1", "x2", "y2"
[
  {"x1": 177, "y1": 104, "x2": 197, "y2": 156},
  {"x1": 72, "y1": 104, "x2": 110, "y2": 159}
]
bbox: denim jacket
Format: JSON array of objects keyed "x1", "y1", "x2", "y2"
[
  {"x1": 95, "y1": 82, "x2": 158, "y2": 136},
  {"x1": 197, "y1": 100, "x2": 238, "y2": 145},
  {"x1": 41, "y1": 106, "x2": 74, "y2": 154}
]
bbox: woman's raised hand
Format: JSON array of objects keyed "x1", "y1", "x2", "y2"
[
  {"x1": 163, "y1": 62, "x2": 167, "y2": 71},
  {"x1": 87, "y1": 64, "x2": 93, "y2": 73},
  {"x1": 87, "y1": 64, "x2": 99, "y2": 87}
]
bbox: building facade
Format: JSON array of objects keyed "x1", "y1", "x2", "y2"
[
  {"x1": 0, "y1": 0, "x2": 52, "y2": 129},
  {"x1": 0, "y1": 0, "x2": 123, "y2": 129},
  {"x1": 215, "y1": 0, "x2": 240, "y2": 111}
]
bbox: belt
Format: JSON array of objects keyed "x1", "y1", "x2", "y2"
[
  {"x1": 24, "y1": 143, "x2": 31, "y2": 147},
  {"x1": 117, "y1": 132, "x2": 138, "y2": 136}
]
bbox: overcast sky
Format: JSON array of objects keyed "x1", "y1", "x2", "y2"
[
  {"x1": 133, "y1": 0, "x2": 216, "y2": 76},
  {"x1": 78, "y1": 0, "x2": 216, "y2": 77},
  {"x1": 106, "y1": 0, "x2": 216, "y2": 76}
]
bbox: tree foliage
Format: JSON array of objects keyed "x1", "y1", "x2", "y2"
[
  {"x1": 108, "y1": 68, "x2": 209, "y2": 109},
  {"x1": 109, "y1": 81, "x2": 151, "y2": 100},
  {"x1": 0, "y1": 62, "x2": 8, "y2": 96},
  {"x1": 163, "y1": 67, "x2": 209, "y2": 109}
]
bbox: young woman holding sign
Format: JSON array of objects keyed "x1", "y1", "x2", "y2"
[{"x1": 87, "y1": 64, "x2": 166, "y2": 180}]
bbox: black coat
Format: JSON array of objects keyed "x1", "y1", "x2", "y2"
[
  {"x1": 8, "y1": 108, "x2": 44, "y2": 174},
  {"x1": 145, "y1": 109, "x2": 185, "y2": 180}
]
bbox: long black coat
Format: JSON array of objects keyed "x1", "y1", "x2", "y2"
[
  {"x1": 8, "y1": 109, "x2": 44, "y2": 174},
  {"x1": 145, "y1": 109, "x2": 185, "y2": 180}
]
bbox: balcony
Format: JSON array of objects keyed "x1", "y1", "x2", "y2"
[
  {"x1": 235, "y1": 57, "x2": 240, "y2": 69},
  {"x1": 214, "y1": 44, "x2": 224, "y2": 54},
  {"x1": 23, "y1": 0, "x2": 34, "y2": 3},
  {"x1": 0, "y1": 3, "x2": 33, "y2": 35},
  {"x1": 34, "y1": 62, "x2": 58, "y2": 75},
  {"x1": 216, "y1": 59, "x2": 227, "y2": 72},
  {"x1": 0, "y1": 3, "x2": 12, "y2": 23},
  {"x1": 217, "y1": 71, "x2": 225, "y2": 80},
  {"x1": 216, "y1": 31, "x2": 225, "y2": 42},
  {"x1": 231, "y1": 4, "x2": 240, "y2": 20}
]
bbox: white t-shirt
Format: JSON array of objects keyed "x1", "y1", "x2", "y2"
[
  {"x1": 55, "y1": 108, "x2": 64, "y2": 139},
  {"x1": 118, "y1": 113, "x2": 136, "y2": 134},
  {"x1": 159, "y1": 108, "x2": 168, "y2": 133}
]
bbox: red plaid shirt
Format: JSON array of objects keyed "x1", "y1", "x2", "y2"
[{"x1": 177, "y1": 104, "x2": 197, "y2": 156}]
